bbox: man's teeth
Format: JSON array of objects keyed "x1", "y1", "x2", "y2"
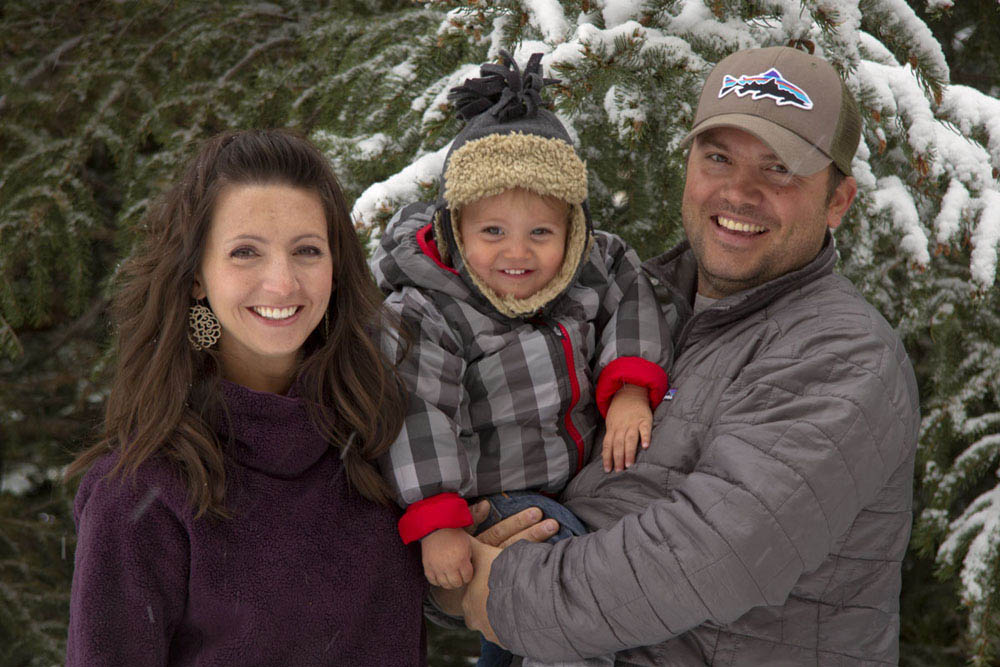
[
  {"x1": 717, "y1": 216, "x2": 765, "y2": 233},
  {"x1": 253, "y1": 306, "x2": 298, "y2": 319},
  {"x1": 503, "y1": 269, "x2": 527, "y2": 275}
]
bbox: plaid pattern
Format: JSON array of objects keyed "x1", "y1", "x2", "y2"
[{"x1": 371, "y1": 202, "x2": 673, "y2": 510}]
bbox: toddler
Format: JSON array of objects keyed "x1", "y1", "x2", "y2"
[{"x1": 371, "y1": 52, "x2": 674, "y2": 666}]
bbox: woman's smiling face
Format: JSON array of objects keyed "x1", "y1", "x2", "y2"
[{"x1": 194, "y1": 183, "x2": 332, "y2": 390}]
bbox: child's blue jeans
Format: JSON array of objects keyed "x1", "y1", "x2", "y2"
[{"x1": 473, "y1": 491, "x2": 589, "y2": 667}]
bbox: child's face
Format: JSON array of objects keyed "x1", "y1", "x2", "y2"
[{"x1": 458, "y1": 188, "x2": 569, "y2": 300}]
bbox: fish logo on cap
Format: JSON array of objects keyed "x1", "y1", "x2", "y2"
[{"x1": 718, "y1": 68, "x2": 813, "y2": 110}]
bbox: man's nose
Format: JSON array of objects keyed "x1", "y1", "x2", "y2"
[{"x1": 719, "y1": 164, "x2": 765, "y2": 205}]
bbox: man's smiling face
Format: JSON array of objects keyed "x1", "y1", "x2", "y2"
[{"x1": 681, "y1": 127, "x2": 856, "y2": 298}]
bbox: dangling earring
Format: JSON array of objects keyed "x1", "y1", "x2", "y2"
[
  {"x1": 188, "y1": 301, "x2": 221, "y2": 350},
  {"x1": 323, "y1": 311, "x2": 330, "y2": 338}
]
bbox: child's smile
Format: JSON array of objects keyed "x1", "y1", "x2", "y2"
[{"x1": 458, "y1": 188, "x2": 568, "y2": 300}]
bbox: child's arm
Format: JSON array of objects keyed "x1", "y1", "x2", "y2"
[
  {"x1": 373, "y1": 285, "x2": 478, "y2": 545},
  {"x1": 584, "y1": 231, "x2": 673, "y2": 471},
  {"x1": 421, "y1": 527, "x2": 474, "y2": 589},
  {"x1": 602, "y1": 383, "x2": 653, "y2": 472}
]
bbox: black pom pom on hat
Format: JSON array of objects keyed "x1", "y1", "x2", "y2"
[{"x1": 448, "y1": 50, "x2": 561, "y2": 123}]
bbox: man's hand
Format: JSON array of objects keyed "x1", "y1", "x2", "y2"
[
  {"x1": 428, "y1": 503, "x2": 559, "y2": 618},
  {"x1": 603, "y1": 383, "x2": 653, "y2": 472},
  {"x1": 471, "y1": 501, "x2": 560, "y2": 547},
  {"x1": 462, "y1": 536, "x2": 502, "y2": 643}
]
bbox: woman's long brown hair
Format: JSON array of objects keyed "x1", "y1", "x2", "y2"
[{"x1": 66, "y1": 129, "x2": 407, "y2": 516}]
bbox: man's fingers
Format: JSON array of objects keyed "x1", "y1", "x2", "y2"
[
  {"x1": 498, "y1": 517, "x2": 559, "y2": 548},
  {"x1": 469, "y1": 535, "x2": 499, "y2": 561},
  {"x1": 467, "y1": 499, "x2": 490, "y2": 532},
  {"x1": 462, "y1": 538, "x2": 503, "y2": 643},
  {"x1": 474, "y1": 506, "x2": 543, "y2": 547}
]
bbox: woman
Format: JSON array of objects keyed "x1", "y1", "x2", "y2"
[{"x1": 65, "y1": 129, "x2": 426, "y2": 666}]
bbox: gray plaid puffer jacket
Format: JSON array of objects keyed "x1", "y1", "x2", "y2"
[
  {"x1": 487, "y1": 236, "x2": 920, "y2": 666},
  {"x1": 371, "y1": 202, "x2": 672, "y2": 542}
]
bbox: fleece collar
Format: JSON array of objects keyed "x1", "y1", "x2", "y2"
[{"x1": 217, "y1": 380, "x2": 328, "y2": 478}]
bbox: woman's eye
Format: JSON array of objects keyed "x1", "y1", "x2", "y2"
[
  {"x1": 230, "y1": 246, "x2": 258, "y2": 259},
  {"x1": 295, "y1": 245, "x2": 323, "y2": 256}
]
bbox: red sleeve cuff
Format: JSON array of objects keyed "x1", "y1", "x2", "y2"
[
  {"x1": 595, "y1": 356, "x2": 669, "y2": 418},
  {"x1": 398, "y1": 492, "x2": 473, "y2": 544}
]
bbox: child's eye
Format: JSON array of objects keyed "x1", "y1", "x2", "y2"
[
  {"x1": 483, "y1": 226, "x2": 503, "y2": 236},
  {"x1": 531, "y1": 227, "x2": 554, "y2": 236},
  {"x1": 230, "y1": 246, "x2": 258, "y2": 259}
]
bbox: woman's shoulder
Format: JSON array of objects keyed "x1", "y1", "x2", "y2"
[{"x1": 74, "y1": 451, "x2": 191, "y2": 528}]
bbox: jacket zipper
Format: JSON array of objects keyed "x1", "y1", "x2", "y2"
[{"x1": 553, "y1": 321, "x2": 586, "y2": 473}]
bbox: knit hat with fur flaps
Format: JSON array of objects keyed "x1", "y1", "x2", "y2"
[{"x1": 433, "y1": 51, "x2": 592, "y2": 319}]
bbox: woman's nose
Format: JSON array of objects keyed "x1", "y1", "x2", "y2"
[{"x1": 262, "y1": 257, "x2": 298, "y2": 294}]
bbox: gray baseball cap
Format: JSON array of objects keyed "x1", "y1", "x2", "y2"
[{"x1": 682, "y1": 46, "x2": 861, "y2": 176}]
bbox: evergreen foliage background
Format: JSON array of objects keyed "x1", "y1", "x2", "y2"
[{"x1": 2, "y1": 1, "x2": 999, "y2": 664}]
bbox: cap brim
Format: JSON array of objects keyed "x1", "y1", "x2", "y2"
[{"x1": 681, "y1": 114, "x2": 832, "y2": 176}]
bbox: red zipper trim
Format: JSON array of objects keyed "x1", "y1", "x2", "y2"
[{"x1": 555, "y1": 322, "x2": 585, "y2": 473}]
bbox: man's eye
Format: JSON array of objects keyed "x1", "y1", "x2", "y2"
[
  {"x1": 707, "y1": 153, "x2": 728, "y2": 163},
  {"x1": 769, "y1": 163, "x2": 789, "y2": 174}
]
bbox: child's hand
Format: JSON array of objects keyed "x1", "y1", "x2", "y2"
[
  {"x1": 602, "y1": 383, "x2": 652, "y2": 472},
  {"x1": 420, "y1": 527, "x2": 474, "y2": 589}
]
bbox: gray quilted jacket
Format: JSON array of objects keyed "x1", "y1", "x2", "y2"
[
  {"x1": 487, "y1": 236, "x2": 920, "y2": 665},
  {"x1": 372, "y1": 202, "x2": 672, "y2": 542}
]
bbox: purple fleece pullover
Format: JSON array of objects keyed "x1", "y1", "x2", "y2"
[{"x1": 67, "y1": 381, "x2": 426, "y2": 666}]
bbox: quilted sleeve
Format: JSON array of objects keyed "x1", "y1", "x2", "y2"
[
  {"x1": 486, "y1": 325, "x2": 919, "y2": 660},
  {"x1": 589, "y1": 232, "x2": 673, "y2": 415},
  {"x1": 377, "y1": 287, "x2": 475, "y2": 542}
]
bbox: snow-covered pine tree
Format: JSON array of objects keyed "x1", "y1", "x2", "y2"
[
  {"x1": 3, "y1": 1, "x2": 1000, "y2": 663},
  {"x1": 345, "y1": 1, "x2": 1000, "y2": 663}
]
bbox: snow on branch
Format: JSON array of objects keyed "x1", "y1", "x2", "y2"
[
  {"x1": 939, "y1": 84, "x2": 1000, "y2": 172},
  {"x1": 864, "y1": 0, "x2": 949, "y2": 91},
  {"x1": 871, "y1": 175, "x2": 931, "y2": 265},
  {"x1": 938, "y1": 481, "x2": 1000, "y2": 616},
  {"x1": 970, "y1": 191, "x2": 1000, "y2": 287},
  {"x1": 523, "y1": 0, "x2": 570, "y2": 43},
  {"x1": 351, "y1": 145, "x2": 448, "y2": 233}
]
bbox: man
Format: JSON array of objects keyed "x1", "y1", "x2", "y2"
[{"x1": 457, "y1": 46, "x2": 920, "y2": 665}]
